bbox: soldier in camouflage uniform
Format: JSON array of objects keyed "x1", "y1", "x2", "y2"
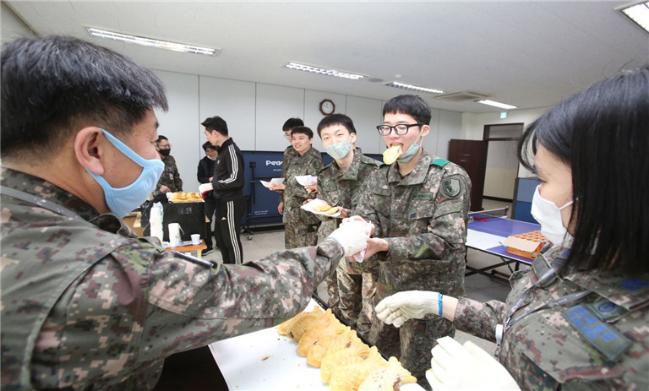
[
  {"x1": 375, "y1": 67, "x2": 649, "y2": 390},
  {"x1": 152, "y1": 135, "x2": 182, "y2": 199},
  {"x1": 275, "y1": 117, "x2": 303, "y2": 216},
  {"x1": 353, "y1": 95, "x2": 471, "y2": 387},
  {"x1": 282, "y1": 126, "x2": 323, "y2": 249},
  {"x1": 0, "y1": 36, "x2": 369, "y2": 391},
  {"x1": 314, "y1": 114, "x2": 381, "y2": 332}
]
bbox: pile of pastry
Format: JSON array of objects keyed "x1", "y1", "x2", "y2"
[
  {"x1": 313, "y1": 201, "x2": 340, "y2": 216},
  {"x1": 277, "y1": 307, "x2": 417, "y2": 391},
  {"x1": 169, "y1": 192, "x2": 203, "y2": 203}
]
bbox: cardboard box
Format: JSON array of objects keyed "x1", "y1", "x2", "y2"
[{"x1": 502, "y1": 230, "x2": 545, "y2": 259}]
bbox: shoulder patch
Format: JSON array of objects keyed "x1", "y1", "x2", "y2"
[
  {"x1": 431, "y1": 158, "x2": 449, "y2": 167},
  {"x1": 440, "y1": 177, "x2": 462, "y2": 198},
  {"x1": 565, "y1": 304, "x2": 632, "y2": 362}
]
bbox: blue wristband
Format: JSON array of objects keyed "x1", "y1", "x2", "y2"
[{"x1": 438, "y1": 293, "x2": 443, "y2": 317}]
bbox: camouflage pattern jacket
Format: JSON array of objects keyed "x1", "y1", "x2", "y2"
[
  {"x1": 453, "y1": 247, "x2": 649, "y2": 390},
  {"x1": 282, "y1": 145, "x2": 298, "y2": 172},
  {"x1": 316, "y1": 149, "x2": 381, "y2": 241},
  {"x1": 353, "y1": 151, "x2": 471, "y2": 295},
  {"x1": 0, "y1": 167, "x2": 343, "y2": 391},
  {"x1": 153, "y1": 154, "x2": 182, "y2": 196},
  {"x1": 282, "y1": 147, "x2": 323, "y2": 227}
]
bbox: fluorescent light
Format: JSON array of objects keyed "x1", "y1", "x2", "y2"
[
  {"x1": 87, "y1": 27, "x2": 219, "y2": 56},
  {"x1": 619, "y1": 1, "x2": 649, "y2": 33},
  {"x1": 285, "y1": 62, "x2": 365, "y2": 80},
  {"x1": 477, "y1": 99, "x2": 518, "y2": 110},
  {"x1": 385, "y1": 81, "x2": 444, "y2": 94}
]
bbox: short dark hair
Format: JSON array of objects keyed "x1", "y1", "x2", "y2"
[
  {"x1": 383, "y1": 95, "x2": 431, "y2": 125},
  {"x1": 1, "y1": 36, "x2": 168, "y2": 158},
  {"x1": 290, "y1": 126, "x2": 313, "y2": 139},
  {"x1": 282, "y1": 118, "x2": 304, "y2": 131},
  {"x1": 202, "y1": 141, "x2": 216, "y2": 152},
  {"x1": 156, "y1": 135, "x2": 168, "y2": 143},
  {"x1": 317, "y1": 114, "x2": 356, "y2": 137},
  {"x1": 201, "y1": 116, "x2": 228, "y2": 136},
  {"x1": 518, "y1": 65, "x2": 649, "y2": 274}
]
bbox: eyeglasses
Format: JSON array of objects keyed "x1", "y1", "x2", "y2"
[{"x1": 376, "y1": 123, "x2": 422, "y2": 136}]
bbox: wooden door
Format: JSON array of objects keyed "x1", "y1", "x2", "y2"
[{"x1": 448, "y1": 139, "x2": 488, "y2": 211}]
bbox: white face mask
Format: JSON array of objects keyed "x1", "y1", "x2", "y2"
[{"x1": 531, "y1": 185, "x2": 574, "y2": 246}]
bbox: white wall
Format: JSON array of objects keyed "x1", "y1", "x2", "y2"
[
  {"x1": 199, "y1": 77, "x2": 256, "y2": 151},
  {"x1": 462, "y1": 107, "x2": 549, "y2": 177},
  {"x1": 1, "y1": 3, "x2": 36, "y2": 45},
  {"x1": 346, "y1": 96, "x2": 384, "y2": 154},
  {"x1": 153, "y1": 70, "x2": 201, "y2": 193},
  {"x1": 255, "y1": 83, "x2": 304, "y2": 151},
  {"x1": 150, "y1": 69, "x2": 465, "y2": 193}
]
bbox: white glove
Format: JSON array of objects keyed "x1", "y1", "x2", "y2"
[
  {"x1": 328, "y1": 220, "x2": 371, "y2": 256},
  {"x1": 375, "y1": 290, "x2": 440, "y2": 328},
  {"x1": 426, "y1": 337, "x2": 520, "y2": 391}
]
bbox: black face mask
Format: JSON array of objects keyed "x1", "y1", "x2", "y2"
[{"x1": 159, "y1": 148, "x2": 171, "y2": 157}]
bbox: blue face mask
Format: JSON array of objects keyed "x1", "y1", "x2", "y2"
[
  {"x1": 87, "y1": 129, "x2": 164, "y2": 217},
  {"x1": 325, "y1": 141, "x2": 353, "y2": 161},
  {"x1": 397, "y1": 137, "x2": 422, "y2": 164}
]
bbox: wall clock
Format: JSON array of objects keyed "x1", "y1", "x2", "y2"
[{"x1": 319, "y1": 98, "x2": 335, "y2": 115}]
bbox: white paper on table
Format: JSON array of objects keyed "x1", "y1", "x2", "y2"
[
  {"x1": 295, "y1": 175, "x2": 317, "y2": 187},
  {"x1": 301, "y1": 198, "x2": 342, "y2": 218},
  {"x1": 208, "y1": 299, "x2": 426, "y2": 391}
]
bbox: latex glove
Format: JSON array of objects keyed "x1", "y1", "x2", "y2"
[
  {"x1": 375, "y1": 291, "x2": 440, "y2": 328},
  {"x1": 426, "y1": 337, "x2": 520, "y2": 391},
  {"x1": 341, "y1": 216, "x2": 375, "y2": 236},
  {"x1": 328, "y1": 220, "x2": 371, "y2": 256}
]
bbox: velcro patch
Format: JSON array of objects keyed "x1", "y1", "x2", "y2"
[
  {"x1": 565, "y1": 304, "x2": 632, "y2": 362},
  {"x1": 586, "y1": 298, "x2": 627, "y2": 322},
  {"x1": 440, "y1": 177, "x2": 461, "y2": 198}
]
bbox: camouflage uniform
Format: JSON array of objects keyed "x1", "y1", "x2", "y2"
[
  {"x1": 354, "y1": 151, "x2": 471, "y2": 387},
  {"x1": 153, "y1": 154, "x2": 183, "y2": 198},
  {"x1": 282, "y1": 147, "x2": 323, "y2": 249},
  {"x1": 282, "y1": 145, "x2": 298, "y2": 171},
  {"x1": 315, "y1": 149, "x2": 381, "y2": 328},
  {"x1": 454, "y1": 246, "x2": 649, "y2": 390},
  {"x1": 0, "y1": 167, "x2": 344, "y2": 391}
]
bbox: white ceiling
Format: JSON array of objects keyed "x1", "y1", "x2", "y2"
[{"x1": 7, "y1": 0, "x2": 649, "y2": 113}]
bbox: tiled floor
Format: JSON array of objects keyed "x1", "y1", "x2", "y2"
[{"x1": 204, "y1": 224, "x2": 514, "y2": 355}]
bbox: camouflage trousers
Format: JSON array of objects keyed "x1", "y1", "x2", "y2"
[
  {"x1": 327, "y1": 260, "x2": 379, "y2": 343},
  {"x1": 366, "y1": 260, "x2": 463, "y2": 389},
  {"x1": 325, "y1": 259, "x2": 360, "y2": 325},
  {"x1": 284, "y1": 220, "x2": 319, "y2": 249}
]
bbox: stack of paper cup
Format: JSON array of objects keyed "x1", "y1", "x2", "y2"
[{"x1": 168, "y1": 223, "x2": 182, "y2": 247}]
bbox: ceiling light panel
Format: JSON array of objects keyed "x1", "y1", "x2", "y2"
[
  {"x1": 477, "y1": 99, "x2": 518, "y2": 110},
  {"x1": 285, "y1": 62, "x2": 365, "y2": 80},
  {"x1": 385, "y1": 81, "x2": 444, "y2": 94},
  {"x1": 87, "y1": 27, "x2": 219, "y2": 56},
  {"x1": 619, "y1": 1, "x2": 649, "y2": 33}
]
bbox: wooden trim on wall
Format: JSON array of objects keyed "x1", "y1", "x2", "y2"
[
  {"x1": 483, "y1": 122, "x2": 525, "y2": 140},
  {"x1": 483, "y1": 195, "x2": 513, "y2": 203}
]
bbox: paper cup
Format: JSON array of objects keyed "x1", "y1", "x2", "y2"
[{"x1": 191, "y1": 234, "x2": 201, "y2": 245}]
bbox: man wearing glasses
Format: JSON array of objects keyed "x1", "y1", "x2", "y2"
[{"x1": 352, "y1": 94, "x2": 471, "y2": 388}]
